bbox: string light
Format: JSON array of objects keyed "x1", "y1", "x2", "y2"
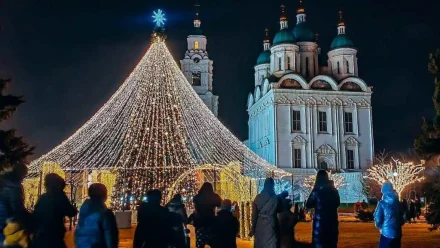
[
  {"x1": 23, "y1": 178, "x2": 39, "y2": 210},
  {"x1": 366, "y1": 158, "x2": 424, "y2": 199},
  {"x1": 28, "y1": 27, "x2": 289, "y2": 210}
]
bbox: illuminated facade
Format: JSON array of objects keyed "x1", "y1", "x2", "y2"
[
  {"x1": 180, "y1": 4, "x2": 219, "y2": 116},
  {"x1": 247, "y1": 3, "x2": 374, "y2": 202}
]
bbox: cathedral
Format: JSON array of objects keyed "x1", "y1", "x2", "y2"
[
  {"x1": 179, "y1": 2, "x2": 373, "y2": 203},
  {"x1": 246, "y1": 3, "x2": 374, "y2": 202}
]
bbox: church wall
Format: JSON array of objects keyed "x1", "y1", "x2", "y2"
[
  {"x1": 356, "y1": 106, "x2": 374, "y2": 167},
  {"x1": 267, "y1": 90, "x2": 373, "y2": 171},
  {"x1": 248, "y1": 92, "x2": 276, "y2": 164}
]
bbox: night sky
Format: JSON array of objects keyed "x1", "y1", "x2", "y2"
[{"x1": 0, "y1": 0, "x2": 439, "y2": 158}]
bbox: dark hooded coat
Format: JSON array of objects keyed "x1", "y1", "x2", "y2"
[
  {"x1": 212, "y1": 209, "x2": 239, "y2": 248},
  {"x1": 251, "y1": 179, "x2": 280, "y2": 248},
  {"x1": 32, "y1": 191, "x2": 77, "y2": 248},
  {"x1": 74, "y1": 199, "x2": 118, "y2": 248},
  {"x1": 167, "y1": 198, "x2": 188, "y2": 226},
  {"x1": 193, "y1": 184, "x2": 221, "y2": 228},
  {"x1": 133, "y1": 201, "x2": 175, "y2": 248},
  {"x1": 166, "y1": 198, "x2": 189, "y2": 248},
  {"x1": 278, "y1": 206, "x2": 299, "y2": 248},
  {"x1": 306, "y1": 182, "x2": 340, "y2": 247}
]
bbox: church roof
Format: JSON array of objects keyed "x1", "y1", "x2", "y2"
[
  {"x1": 273, "y1": 29, "x2": 296, "y2": 45},
  {"x1": 267, "y1": 74, "x2": 279, "y2": 83},
  {"x1": 293, "y1": 22, "x2": 314, "y2": 42},
  {"x1": 330, "y1": 34, "x2": 354, "y2": 50},
  {"x1": 256, "y1": 50, "x2": 271, "y2": 65}
]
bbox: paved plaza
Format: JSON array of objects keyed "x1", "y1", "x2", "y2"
[{"x1": 65, "y1": 222, "x2": 440, "y2": 248}]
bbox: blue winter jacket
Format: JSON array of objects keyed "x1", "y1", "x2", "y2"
[
  {"x1": 0, "y1": 177, "x2": 31, "y2": 245},
  {"x1": 74, "y1": 199, "x2": 118, "y2": 248},
  {"x1": 374, "y1": 183, "x2": 405, "y2": 239}
]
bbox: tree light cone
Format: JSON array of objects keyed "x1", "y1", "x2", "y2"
[{"x1": 28, "y1": 38, "x2": 289, "y2": 208}]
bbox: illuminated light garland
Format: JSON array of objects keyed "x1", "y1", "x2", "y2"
[
  {"x1": 28, "y1": 24, "x2": 290, "y2": 210},
  {"x1": 23, "y1": 178, "x2": 39, "y2": 210},
  {"x1": 366, "y1": 158, "x2": 424, "y2": 199}
]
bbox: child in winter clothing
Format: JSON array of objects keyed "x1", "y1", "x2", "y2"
[
  {"x1": 278, "y1": 199, "x2": 299, "y2": 248},
  {"x1": 212, "y1": 199, "x2": 239, "y2": 248}
]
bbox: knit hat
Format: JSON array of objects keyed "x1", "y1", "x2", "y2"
[{"x1": 221, "y1": 199, "x2": 232, "y2": 210}]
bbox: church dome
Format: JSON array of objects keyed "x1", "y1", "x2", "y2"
[
  {"x1": 330, "y1": 34, "x2": 354, "y2": 50},
  {"x1": 256, "y1": 50, "x2": 271, "y2": 65},
  {"x1": 293, "y1": 22, "x2": 314, "y2": 42},
  {"x1": 273, "y1": 29, "x2": 296, "y2": 45}
]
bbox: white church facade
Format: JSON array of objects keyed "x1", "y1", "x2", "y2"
[
  {"x1": 247, "y1": 3, "x2": 374, "y2": 202},
  {"x1": 180, "y1": 5, "x2": 219, "y2": 117}
]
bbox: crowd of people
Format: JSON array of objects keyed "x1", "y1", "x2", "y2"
[
  {"x1": 0, "y1": 164, "x2": 411, "y2": 248},
  {"x1": 401, "y1": 198, "x2": 422, "y2": 224}
]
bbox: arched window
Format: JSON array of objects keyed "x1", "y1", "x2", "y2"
[
  {"x1": 346, "y1": 60, "x2": 350, "y2": 73},
  {"x1": 278, "y1": 57, "x2": 282, "y2": 71},
  {"x1": 191, "y1": 71, "x2": 201, "y2": 86},
  {"x1": 287, "y1": 56, "x2": 291, "y2": 70},
  {"x1": 194, "y1": 41, "x2": 199, "y2": 49},
  {"x1": 319, "y1": 161, "x2": 328, "y2": 170},
  {"x1": 305, "y1": 57, "x2": 309, "y2": 78},
  {"x1": 337, "y1": 61, "x2": 340, "y2": 74}
]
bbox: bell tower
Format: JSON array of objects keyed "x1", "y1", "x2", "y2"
[{"x1": 180, "y1": 3, "x2": 219, "y2": 117}]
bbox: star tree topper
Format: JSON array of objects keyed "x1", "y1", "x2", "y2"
[{"x1": 152, "y1": 9, "x2": 166, "y2": 27}]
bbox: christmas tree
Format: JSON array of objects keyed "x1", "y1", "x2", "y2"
[
  {"x1": 414, "y1": 49, "x2": 440, "y2": 230},
  {"x1": 0, "y1": 79, "x2": 34, "y2": 171},
  {"x1": 29, "y1": 10, "x2": 288, "y2": 209}
]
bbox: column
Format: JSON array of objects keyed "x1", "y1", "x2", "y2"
[
  {"x1": 338, "y1": 105, "x2": 345, "y2": 169},
  {"x1": 353, "y1": 106, "x2": 359, "y2": 136}
]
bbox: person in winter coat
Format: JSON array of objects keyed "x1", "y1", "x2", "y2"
[
  {"x1": 74, "y1": 183, "x2": 118, "y2": 248},
  {"x1": 415, "y1": 198, "x2": 422, "y2": 219},
  {"x1": 401, "y1": 199, "x2": 409, "y2": 223},
  {"x1": 278, "y1": 199, "x2": 299, "y2": 248},
  {"x1": 231, "y1": 201, "x2": 240, "y2": 238},
  {"x1": 193, "y1": 182, "x2": 222, "y2": 248},
  {"x1": 166, "y1": 194, "x2": 189, "y2": 248},
  {"x1": 167, "y1": 194, "x2": 188, "y2": 226},
  {"x1": 0, "y1": 163, "x2": 31, "y2": 246},
  {"x1": 212, "y1": 199, "x2": 239, "y2": 248},
  {"x1": 33, "y1": 173, "x2": 77, "y2": 248},
  {"x1": 134, "y1": 189, "x2": 175, "y2": 248},
  {"x1": 361, "y1": 200, "x2": 369, "y2": 211},
  {"x1": 409, "y1": 201, "x2": 416, "y2": 223},
  {"x1": 306, "y1": 170, "x2": 340, "y2": 248},
  {"x1": 250, "y1": 178, "x2": 280, "y2": 248},
  {"x1": 374, "y1": 181, "x2": 405, "y2": 248}
]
